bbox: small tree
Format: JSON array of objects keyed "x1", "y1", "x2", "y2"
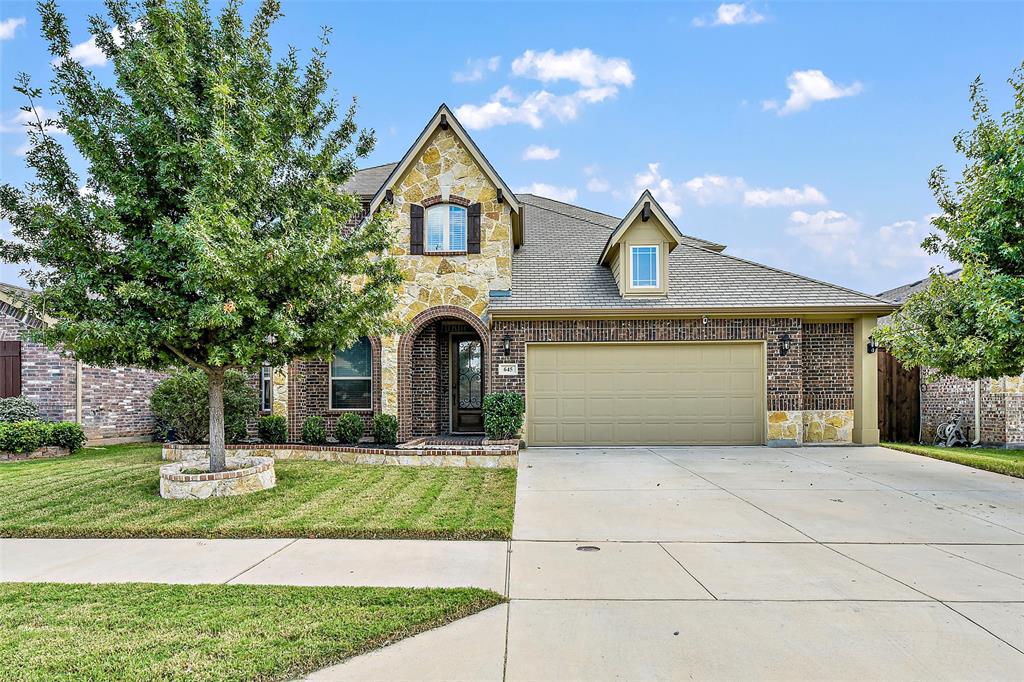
[
  {"x1": 0, "y1": 0, "x2": 402, "y2": 471},
  {"x1": 876, "y1": 64, "x2": 1024, "y2": 380}
]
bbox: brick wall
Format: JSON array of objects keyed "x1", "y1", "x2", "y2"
[
  {"x1": 0, "y1": 310, "x2": 163, "y2": 440},
  {"x1": 919, "y1": 370, "x2": 1023, "y2": 445},
  {"x1": 410, "y1": 322, "x2": 440, "y2": 437},
  {"x1": 802, "y1": 322, "x2": 854, "y2": 410},
  {"x1": 489, "y1": 317, "x2": 820, "y2": 412}
]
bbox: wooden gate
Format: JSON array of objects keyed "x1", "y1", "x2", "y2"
[{"x1": 877, "y1": 349, "x2": 919, "y2": 443}]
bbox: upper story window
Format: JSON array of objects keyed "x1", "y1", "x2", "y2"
[
  {"x1": 630, "y1": 245, "x2": 659, "y2": 288},
  {"x1": 331, "y1": 337, "x2": 372, "y2": 410},
  {"x1": 259, "y1": 365, "x2": 272, "y2": 412},
  {"x1": 426, "y1": 204, "x2": 467, "y2": 252}
]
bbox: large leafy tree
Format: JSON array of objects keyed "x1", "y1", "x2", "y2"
[
  {"x1": 0, "y1": 0, "x2": 402, "y2": 470},
  {"x1": 876, "y1": 64, "x2": 1024, "y2": 380}
]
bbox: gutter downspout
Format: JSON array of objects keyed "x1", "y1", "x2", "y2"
[{"x1": 973, "y1": 379, "x2": 981, "y2": 446}]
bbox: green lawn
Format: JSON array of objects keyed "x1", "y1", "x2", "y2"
[
  {"x1": 883, "y1": 442, "x2": 1024, "y2": 478},
  {"x1": 0, "y1": 582, "x2": 502, "y2": 682},
  {"x1": 0, "y1": 444, "x2": 516, "y2": 539}
]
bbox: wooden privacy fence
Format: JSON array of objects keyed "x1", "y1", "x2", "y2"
[
  {"x1": 877, "y1": 349, "x2": 920, "y2": 443},
  {"x1": 0, "y1": 340, "x2": 21, "y2": 398}
]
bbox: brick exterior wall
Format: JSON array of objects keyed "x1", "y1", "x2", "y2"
[
  {"x1": 921, "y1": 370, "x2": 1024, "y2": 446},
  {"x1": 802, "y1": 322, "x2": 854, "y2": 410},
  {"x1": 286, "y1": 338, "x2": 382, "y2": 442},
  {"x1": 0, "y1": 310, "x2": 164, "y2": 440},
  {"x1": 410, "y1": 322, "x2": 441, "y2": 437}
]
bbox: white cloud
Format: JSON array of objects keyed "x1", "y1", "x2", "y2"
[
  {"x1": 874, "y1": 217, "x2": 951, "y2": 271},
  {"x1": 511, "y1": 48, "x2": 634, "y2": 88},
  {"x1": 514, "y1": 182, "x2": 578, "y2": 203},
  {"x1": 452, "y1": 56, "x2": 500, "y2": 83},
  {"x1": 683, "y1": 174, "x2": 746, "y2": 205},
  {"x1": 625, "y1": 163, "x2": 683, "y2": 217},
  {"x1": 455, "y1": 86, "x2": 622, "y2": 130},
  {"x1": 693, "y1": 3, "x2": 765, "y2": 27},
  {"x1": 57, "y1": 23, "x2": 134, "y2": 67},
  {"x1": 0, "y1": 17, "x2": 26, "y2": 40},
  {"x1": 522, "y1": 144, "x2": 560, "y2": 161},
  {"x1": 0, "y1": 106, "x2": 64, "y2": 134},
  {"x1": 785, "y1": 210, "x2": 862, "y2": 263},
  {"x1": 743, "y1": 185, "x2": 828, "y2": 207},
  {"x1": 587, "y1": 177, "x2": 610, "y2": 193},
  {"x1": 763, "y1": 69, "x2": 863, "y2": 115}
]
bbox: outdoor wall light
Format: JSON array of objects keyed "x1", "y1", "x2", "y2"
[
  {"x1": 779, "y1": 333, "x2": 791, "y2": 357},
  {"x1": 502, "y1": 336, "x2": 512, "y2": 356},
  {"x1": 867, "y1": 336, "x2": 879, "y2": 354}
]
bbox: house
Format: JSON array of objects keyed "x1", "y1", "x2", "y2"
[
  {"x1": 0, "y1": 282, "x2": 164, "y2": 443},
  {"x1": 878, "y1": 271, "x2": 1024, "y2": 447},
  {"x1": 275, "y1": 104, "x2": 895, "y2": 447}
]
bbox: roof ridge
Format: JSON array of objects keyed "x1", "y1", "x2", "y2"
[
  {"x1": 519, "y1": 195, "x2": 616, "y2": 232},
  {"x1": 518, "y1": 193, "x2": 623, "y2": 222},
  {"x1": 677, "y1": 242, "x2": 892, "y2": 305},
  {"x1": 355, "y1": 161, "x2": 399, "y2": 172}
]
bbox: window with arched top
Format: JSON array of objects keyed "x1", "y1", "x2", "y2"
[{"x1": 425, "y1": 204, "x2": 467, "y2": 252}]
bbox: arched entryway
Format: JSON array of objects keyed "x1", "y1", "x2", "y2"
[{"x1": 397, "y1": 306, "x2": 490, "y2": 441}]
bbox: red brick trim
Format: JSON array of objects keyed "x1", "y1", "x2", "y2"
[
  {"x1": 397, "y1": 306, "x2": 491, "y2": 441},
  {"x1": 422, "y1": 194, "x2": 471, "y2": 208},
  {"x1": 422, "y1": 250, "x2": 468, "y2": 257}
]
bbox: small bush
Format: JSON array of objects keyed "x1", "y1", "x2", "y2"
[
  {"x1": 371, "y1": 413, "x2": 398, "y2": 446},
  {"x1": 257, "y1": 415, "x2": 288, "y2": 444},
  {"x1": 0, "y1": 420, "x2": 47, "y2": 453},
  {"x1": 150, "y1": 369, "x2": 258, "y2": 444},
  {"x1": 0, "y1": 397, "x2": 38, "y2": 424},
  {"x1": 482, "y1": 392, "x2": 525, "y2": 441},
  {"x1": 334, "y1": 412, "x2": 364, "y2": 445},
  {"x1": 301, "y1": 415, "x2": 327, "y2": 445},
  {"x1": 46, "y1": 421, "x2": 86, "y2": 452}
]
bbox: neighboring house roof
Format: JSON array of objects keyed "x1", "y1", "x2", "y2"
[
  {"x1": 366, "y1": 104, "x2": 521, "y2": 217},
  {"x1": 0, "y1": 282, "x2": 47, "y2": 327},
  {"x1": 876, "y1": 268, "x2": 962, "y2": 324},
  {"x1": 342, "y1": 162, "x2": 398, "y2": 197},
  {"x1": 489, "y1": 194, "x2": 895, "y2": 316}
]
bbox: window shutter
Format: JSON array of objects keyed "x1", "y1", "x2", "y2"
[
  {"x1": 467, "y1": 203, "x2": 481, "y2": 254},
  {"x1": 0, "y1": 341, "x2": 21, "y2": 398},
  {"x1": 409, "y1": 204, "x2": 424, "y2": 255}
]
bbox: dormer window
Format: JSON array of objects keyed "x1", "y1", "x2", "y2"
[
  {"x1": 630, "y1": 245, "x2": 659, "y2": 288},
  {"x1": 426, "y1": 204, "x2": 467, "y2": 252}
]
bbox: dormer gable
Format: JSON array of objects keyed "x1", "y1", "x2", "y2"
[{"x1": 599, "y1": 191, "x2": 684, "y2": 297}]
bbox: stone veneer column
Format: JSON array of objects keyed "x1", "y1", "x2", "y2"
[
  {"x1": 380, "y1": 335, "x2": 400, "y2": 415},
  {"x1": 852, "y1": 314, "x2": 880, "y2": 444},
  {"x1": 271, "y1": 366, "x2": 288, "y2": 417}
]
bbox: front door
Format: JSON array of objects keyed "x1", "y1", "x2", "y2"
[{"x1": 452, "y1": 334, "x2": 483, "y2": 432}]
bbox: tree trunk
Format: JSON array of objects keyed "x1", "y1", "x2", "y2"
[{"x1": 208, "y1": 368, "x2": 226, "y2": 473}]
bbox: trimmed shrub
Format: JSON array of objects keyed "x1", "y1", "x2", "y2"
[
  {"x1": 371, "y1": 413, "x2": 398, "y2": 446},
  {"x1": 0, "y1": 397, "x2": 38, "y2": 424},
  {"x1": 334, "y1": 412, "x2": 364, "y2": 445},
  {"x1": 257, "y1": 415, "x2": 288, "y2": 444},
  {"x1": 46, "y1": 421, "x2": 86, "y2": 452},
  {"x1": 301, "y1": 415, "x2": 327, "y2": 445},
  {"x1": 0, "y1": 420, "x2": 47, "y2": 453},
  {"x1": 482, "y1": 392, "x2": 525, "y2": 441},
  {"x1": 150, "y1": 369, "x2": 258, "y2": 444}
]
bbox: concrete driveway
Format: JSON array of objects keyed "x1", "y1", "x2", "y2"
[{"x1": 325, "y1": 445, "x2": 1024, "y2": 681}]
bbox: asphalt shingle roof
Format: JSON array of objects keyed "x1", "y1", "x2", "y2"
[
  {"x1": 341, "y1": 162, "x2": 398, "y2": 197},
  {"x1": 876, "y1": 268, "x2": 962, "y2": 323},
  {"x1": 493, "y1": 194, "x2": 894, "y2": 312}
]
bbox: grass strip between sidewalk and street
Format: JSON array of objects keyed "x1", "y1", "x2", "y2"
[
  {"x1": 0, "y1": 443, "x2": 516, "y2": 540},
  {"x1": 882, "y1": 442, "x2": 1024, "y2": 478},
  {"x1": 0, "y1": 582, "x2": 503, "y2": 682}
]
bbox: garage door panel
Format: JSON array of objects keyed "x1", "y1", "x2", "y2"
[{"x1": 527, "y1": 343, "x2": 764, "y2": 446}]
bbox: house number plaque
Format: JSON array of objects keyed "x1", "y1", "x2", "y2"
[{"x1": 497, "y1": 363, "x2": 518, "y2": 376}]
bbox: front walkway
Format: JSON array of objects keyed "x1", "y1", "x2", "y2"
[{"x1": 315, "y1": 445, "x2": 1024, "y2": 681}]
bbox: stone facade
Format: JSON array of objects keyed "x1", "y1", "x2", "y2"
[
  {"x1": 0, "y1": 445, "x2": 69, "y2": 462},
  {"x1": 921, "y1": 370, "x2": 1024, "y2": 446},
  {"x1": 163, "y1": 442, "x2": 517, "y2": 469},
  {"x1": 0, "y1": 310, "x2": 164, "y2": 441},
  {"x1": 159, "y1": 456, "x2": 276, "y2": 499},
  {"x1": 767, "y1": 410, "x2": 802, "y2": 445},
  {"x1": 803, "y1": 409, "x2": 855, "y2": 443}
]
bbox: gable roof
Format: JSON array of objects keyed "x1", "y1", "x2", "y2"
[
  {"x1": 878, "y1": 268, "x2": 962, "y2": 304},
  {"x1": 342, "y1": 162, "x2": 398, "y2": 197},
  {"x1": 599, "y1": 190, "x2": 689, "y2": 264},
  {"x1": 366, "y1": 104, "x2": 520, "y2": 216},
  {"x1": 490, "y1": 195, "x2": 895, "y2": 316}
]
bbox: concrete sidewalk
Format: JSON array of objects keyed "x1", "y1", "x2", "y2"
[{"x1": 0, "y1": 538, "x2": 509, "y2": 593}]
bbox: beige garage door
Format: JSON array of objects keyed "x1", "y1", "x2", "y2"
[{"x1": 527, "y1": 343, "x2": 764, "y2": 446}]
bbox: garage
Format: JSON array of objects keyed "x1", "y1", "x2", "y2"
[{"x1": 526, "y1": 343, "x2": 765, "y2": 446}]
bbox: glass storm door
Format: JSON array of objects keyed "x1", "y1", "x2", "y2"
[{"x1": 452, "y1": 335, "x2": 483, "y2": 432}]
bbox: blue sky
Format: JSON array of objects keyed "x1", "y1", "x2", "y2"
[{"x1": 1, "y1": 1, "x2": 1021, "y2": 294}]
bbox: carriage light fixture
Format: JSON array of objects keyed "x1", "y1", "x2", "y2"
[
  {"x1": 502, "y1": 336, "x2": 512, "y2": 356},
  {"x1": 779, "y1": 333, "x2": 791, "y2": 357},
  {"x1": 867, "y1": 336, "x2": 879, "y2": 354}
]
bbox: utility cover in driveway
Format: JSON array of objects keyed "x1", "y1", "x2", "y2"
[{"x1": 526, "y1": 343, "x2": 764, "y2": 445}]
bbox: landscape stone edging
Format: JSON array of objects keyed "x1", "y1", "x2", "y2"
[
  {"x1": 162, "y1": 441, "x2": 518, "y2": 469},
  {"x1": 0, "y1": 445, "x2": 70, "y2": 462},
  {"x1": 159, "y1": 455, "x2": 276, "y2": 499}
]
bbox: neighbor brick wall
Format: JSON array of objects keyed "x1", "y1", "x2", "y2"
[
  {"x1": 489, "y1": 317, "x2": 816, "y2": 412},
  {"x1": 801, "y1": 322, "x2": 854, "y2": 410},
  {"x1": 919, "y1": 369, "x2": 1023, "y2": 445}
]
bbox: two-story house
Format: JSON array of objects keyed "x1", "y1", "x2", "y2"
[{"x1": 269, "y1": 104, "x2": 894, "y2": 447}]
